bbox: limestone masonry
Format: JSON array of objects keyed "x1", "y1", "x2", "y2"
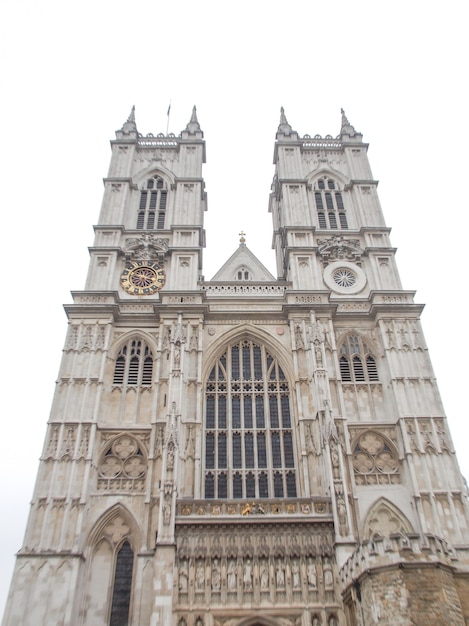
[{"x1": 3, "y1": 107, "x2": 469, "y2": 625}]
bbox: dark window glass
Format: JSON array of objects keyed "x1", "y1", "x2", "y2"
[
  {"x1": 315, "y1": 192, "x2": 324, "y2": 210},
  {"x1": 318, "y1": 212, "x2": 327, "y2": 228},
  {"x1": 147, "y1": 211, "x2": 155, "y2": 229},
  {"x1": 244, "y1": 396, "x2": 252, "y2": 428},
  {"x1": 327, "y1": 179, "x2": 335, "y2": 189},
  {"x1": 335, "y1": 192, "x2": 344, "y2": 209},
  {"x1": 269, "y1": 395, "x2": 279, "y2": 428},
  {"x1": 257, "y1": 433, "x2": 267, "y2": 467},
  {"x1": 233, "y1": 473, "x2": 242, "y2": 498},
  {"x1": 339, "y1": 212, "x2": 348, "y2": 228},
  {"x1": 274, "y1": 473, "x2": 283, "y2": 497},
  {"x1": 271, "y1": 432, "x2": 282, "y2": 467},
  {"x1": 218, "y1": 473, "x2": 227, "y2": 498},
  {"x1": 256, "y1": 396, "x2": 265, "y2": 428},
  {"x1": 259, "y1": 472, "x2": 268, "y2": 498},
  {"x1": 147, "y1": 179, "x2": 154, "y2": 189},
  {"x1": 206, "y1": 434, "x2": 215, "y2": 468},
  {"x1": 139, "y1": 192, "x2": 147, "y2": 210},
  {"x1": 286, "y1": 471, "x2": 297, "y2": 497},
  {"x1": 206, "y1": 396, "x2": 215, "y2": 429},
  {"x1": 205, "y1": 473, "x2": 214, "y2": 498},
  {"x1": 232, "y1": 396, "x2": 241, "y2": 428},
  {"x1": 253, "y1": 346, "x2": 262, "y2": 379},
  {"x1": 157, "y1": 212, "x2": 165, "y2": 229},
  {"x1": 218, "y1": 396, "x2": 226, "y2": 428},
  {"x1": 246, "y1": 473, "x2": 255, "y2": 497},
  {"x1": 325, "y1": 193, "x2": 334, "y2": 210},
  {"x1": 232, "y1": 346, "x2": 239, "y2": 379},
  {"x1": 329, "y1": 212, "x2": 338, "y2": 229},
  {"x1": 110, "y1": 541, "x2": 134, "y2": 626},
  {"x1": 318, "y1": 179, "x2": 325, "y2": 190},
  {"x1": 233, "y1": 433, "x2": 241, "y2": 468},
  {"x1": 280, "y1": 396, "x2": 291, "y2": 428},
  {"x1": 242, "y1": 345, "x2": 251, "y2": 379},
  {"x1": 245, "y1": 433, "x2": 254, "y2": 468},
  {"x1": 284, "y1": 432, "x2": 294, "y2": 467},
  {"x1": 218, "y1": 433, "x2": 227, "y2": 468}
]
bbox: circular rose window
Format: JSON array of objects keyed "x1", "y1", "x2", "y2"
[
  {"x1": 323, "y1": 261, "x2": 367, "y2": 294},
  {"x1": 333, "y1": 268, "x2": 356, "y2": 288}
]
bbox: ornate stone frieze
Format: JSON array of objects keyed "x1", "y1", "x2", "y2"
[
  {"x1": 124, "y1": 233, "x2": 169, "y2": 261},
  {"x1": 317, "y1": 235, "x2": 363, "y2": 265}
]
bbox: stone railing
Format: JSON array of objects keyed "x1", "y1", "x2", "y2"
[
  {"x1": 202, "y1": 284, "x2": 287, "y2": 296},
  {"x1": 340, "y1": 533, "x2": 457, "y2": 588}
]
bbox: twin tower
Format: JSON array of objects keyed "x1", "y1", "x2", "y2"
[{"x1": 3, "y1": 107, "x2": 469, "y2": 625}]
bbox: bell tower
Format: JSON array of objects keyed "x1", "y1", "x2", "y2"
[{"x1": 3, "y1": 108, "x2": 469, "y2": 626}]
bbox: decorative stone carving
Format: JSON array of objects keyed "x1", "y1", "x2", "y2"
[
  {"x1": 317, "y1": 235, "x2": 363, "y2": 265},
  {"x1": 124, "y1": 233, "x2": 169, "y2": 261},
  {"x1": 351, "y1": 431, "x2": 400, "y2": 485},
  {"x1": 97, "y1": 434, "x2": 147, "y2": 491}
]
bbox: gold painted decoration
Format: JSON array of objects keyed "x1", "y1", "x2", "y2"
[{"x1": 120, "y1": 260, "x2": 166, "y2": 295}]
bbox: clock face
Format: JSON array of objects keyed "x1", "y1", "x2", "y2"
[{"x1": 120, "y1": 260, "x2": 166, "y2": 295}]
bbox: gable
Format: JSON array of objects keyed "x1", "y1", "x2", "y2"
[{"x1": 210, "y1": 245, "x2": 276, "y2": 282}]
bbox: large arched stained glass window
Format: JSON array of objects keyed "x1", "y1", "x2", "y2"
[{"x1": 204, "y1": 340, "x2": 296, "y2": 499}]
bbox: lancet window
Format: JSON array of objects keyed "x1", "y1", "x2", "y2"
[
  {"x1": 339, "y1": 335, "x2": 378, "y2": 382},
  {"x1": 204, "y1": 340, "x2": 296, "y2": 499},
  {"x1": 109, "y1": 541, "x2": 134, "y2": 625},
  {"x1": 314, "y1": 177, "x2": 348, "y2": 230},
  {"x1": 137, "y1": 176, "x2": 168, "y2": 230},
  {"x1": 113, "y1": 339, "x2": 153, "y2": 387}
]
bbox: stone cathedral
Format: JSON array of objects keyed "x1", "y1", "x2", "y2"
[{"x1": 3, "y1": 107, "x2": 469, "y2": 626}]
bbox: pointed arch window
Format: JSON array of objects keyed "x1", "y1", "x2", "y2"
[
  {"x1": 137, "y1": 177, "x2": 168, "y2": 230},
  {"x1": 113, "y1": 339, "x2": 153, "y2": 387},
  {"x1": 339, "y1": 335, "x2": 379, "y2": 382},
  {"x1": 110, "y1": 541, "x2": 134, "y2": 625},
  {"x1": 204, "y1": 340, "x2": 297, "y2": 499},
  {"x1": 314, "y1": 177, "x2": 348, "y2": 230}
]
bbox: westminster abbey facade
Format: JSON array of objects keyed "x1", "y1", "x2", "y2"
[{"x1": 3, "y1": 107, "x2": 469, "y2": 625}]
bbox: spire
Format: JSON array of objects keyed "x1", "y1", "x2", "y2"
[
  {"x1": 339, "y1": 108, "x2": 362, "y2": 142},
  {"x1": 239, "y1": 231, "x2": 246, "y2": 245},
  {"x1": 340, "y1": 108, "x2": 351, "y2": 129},
  {"x1": 277, "y1": 106, "x2": 292, "y2": 133},
  {"x1": 127, "y1": 105, "x2": 136, "y2": 124},
  {"x1": 118, "y1": 105, "x2": 138, "y2": 136},
  {"x1": 276, "y1": 106, "x2": 297, "y2": 140},
  {"x1": 185, "y1": 105, "x2": 201, "y2": 134}
]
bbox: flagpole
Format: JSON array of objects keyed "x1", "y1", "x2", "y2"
[{"x1": 166, "y1": 100, "x2": 171, "y2": 135}]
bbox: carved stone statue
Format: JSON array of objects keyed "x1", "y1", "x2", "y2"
[
  {"x1": 178, "y1": 561, "x2": 188, "y2": 593},
  {"x1": 227, "y1": 560, "x2": 237, "y2": 591},
  {"x1": 323, "y1": 558, "x2": 333, "y2": 589},
  {"x1": 211, "y1": 558, "x2": 221, "y2": 591},
  {"x1": 292, "y1": 561, "x2": 300, "y2": 589},
  {"x1": 196, "y1": 562, "x2": 205, "y2": 591},
  {"x1": 243, "y1": 559, "x2": 252, "y2": 590},
  {"x1": 307, "y1": 560, "x2": 317, "y2": 588},
  {"x1": 276, "y1": 560, "x2": 285, "y2": 588},
  {"x1": 260, "y1": 562, "x2": 269, "y2": 589}
]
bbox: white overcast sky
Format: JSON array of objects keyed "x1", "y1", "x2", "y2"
[{"x1": 1, "y1": 0, "x2": 468, "y2": 616}]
